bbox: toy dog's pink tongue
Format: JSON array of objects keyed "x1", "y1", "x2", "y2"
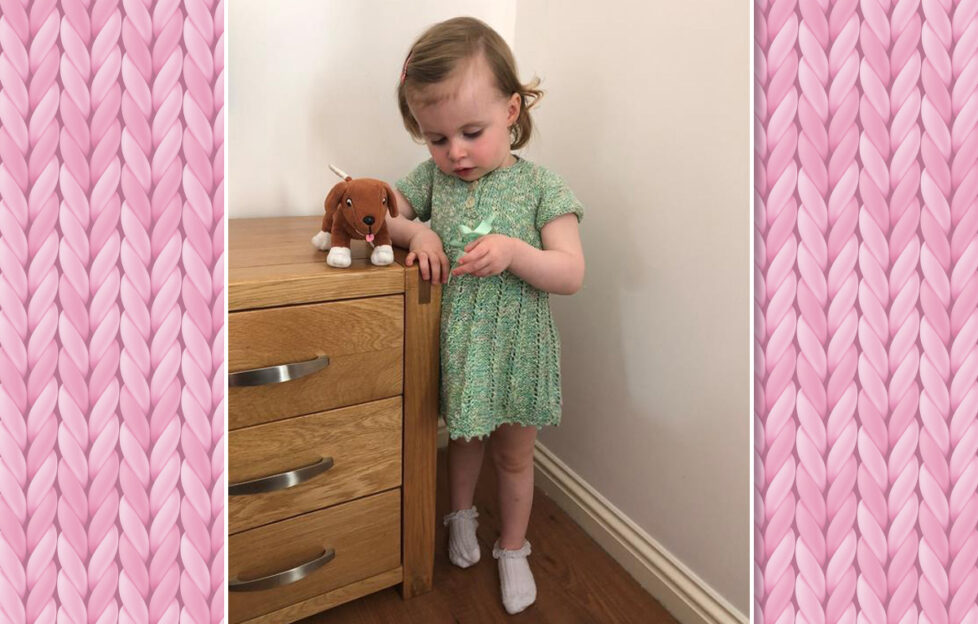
[{"x1": 366, "y1": 234, "x2": 375, "y2": 243}]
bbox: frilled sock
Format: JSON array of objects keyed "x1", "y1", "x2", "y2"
[
  {"x1": 492, "y1": 538, "x2": 536, "y2": 614},
  {"x1": 442, "y1": 506, "x2": 481, "y2": 568}
]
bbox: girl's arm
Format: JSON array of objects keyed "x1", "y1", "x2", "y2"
[
  {"x1": 388, "y1": 187, "x2": 451, "y2": 283},
  {"x1": 452, "y1": 213, "x2": 585, "y2": 295}
]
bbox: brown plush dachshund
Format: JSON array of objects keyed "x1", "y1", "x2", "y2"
[{"x1": 311, "y1": 176, "x2": 399, "y2": 267}]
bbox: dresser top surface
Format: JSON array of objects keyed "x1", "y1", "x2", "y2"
[{"x1": 229, "y1": 216, "x2": 409, "y2": 311}]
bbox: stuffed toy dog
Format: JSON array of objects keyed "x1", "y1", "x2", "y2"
[{"x1": 311, "y1": 172, "x2": 398, "y2": 267}]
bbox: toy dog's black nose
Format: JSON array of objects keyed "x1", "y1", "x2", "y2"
[{"x1": 363, "y1": 216, "x2": 375, "y2": 226}]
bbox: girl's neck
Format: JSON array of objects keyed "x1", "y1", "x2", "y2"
[{"x1": 474, "y1": 154, "x2": 516, "y2": 181}]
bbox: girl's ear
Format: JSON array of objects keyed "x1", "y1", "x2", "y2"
[{"x1": 506, "y1": 92, "x2": 521, "y2": 125}]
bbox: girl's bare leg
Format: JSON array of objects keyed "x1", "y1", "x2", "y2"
[
  {"x1": 490, "y1": 423, "x2": 539, "y2": 549},
  {"x1": 448, "y1": 435, "x2": 487, "y2": 512}
]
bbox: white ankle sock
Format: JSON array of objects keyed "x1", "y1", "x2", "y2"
[
  {"x1": 492, "y1": 538, "x2": 536, "y2": 614},
  {"x1": 443, "y1": 506, "x2": 481, "y2": 568}
]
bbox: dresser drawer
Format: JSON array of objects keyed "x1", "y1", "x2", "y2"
[
  {"x1": 229, "y1": 489, "x2": 401, "y2": 624},
  {"x1": 229, "y1": 296, "x2": 404, "y2": 429},
  {"x1": 229, "y1": 397, "x2": 402, "y2": 533}
]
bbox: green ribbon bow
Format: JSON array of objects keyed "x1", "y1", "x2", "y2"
[{"x1": 449, "y1": 215, "x2": 494, "y2": 250}]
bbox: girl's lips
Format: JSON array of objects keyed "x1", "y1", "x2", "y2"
[{"x1": 455, "y1": 167, "x2": 474, "y2": 176}]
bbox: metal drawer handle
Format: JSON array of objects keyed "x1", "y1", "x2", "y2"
[
  {"x1": 228, "y1": 354, "x2": 330, "y2": 387},
  {"x1": 228, "y1": 457, "x2": 334, "y2": 496},
  {"x1": 229, "y1": 548, "x2": 335, "y2": 592}
]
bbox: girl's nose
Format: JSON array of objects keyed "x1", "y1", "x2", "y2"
[{"x1": 448, "y1": 140, "x2": 466, "y2": 161}]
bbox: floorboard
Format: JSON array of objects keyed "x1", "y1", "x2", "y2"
[{"x1": 299, "y1": 448, "x2": 680, "y2": 623}]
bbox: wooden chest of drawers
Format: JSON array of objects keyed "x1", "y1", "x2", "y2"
[{"x1": 228, "y1": 216, "x2": 439, "y2": 624}]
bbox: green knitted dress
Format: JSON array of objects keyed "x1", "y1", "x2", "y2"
[{"x1": 397, "y1": 156, "x2": 584, "y2": 441}]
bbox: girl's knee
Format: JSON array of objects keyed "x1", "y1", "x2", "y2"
[{"x1": 490, "y1": 441, "x2": 535, "y2": 473}]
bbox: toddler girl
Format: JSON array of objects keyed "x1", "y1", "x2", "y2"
[{"x1": 385, "y1": 16, "x2": 585, "y2": 615}]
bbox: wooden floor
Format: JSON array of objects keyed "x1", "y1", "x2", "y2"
[{"x1": 300, "y1": 448, "x2": 680, "y2": 623}]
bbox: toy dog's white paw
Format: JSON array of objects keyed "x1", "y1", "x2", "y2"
[
  {"x1": 311, "y1": 230, "x2": 332, "y2": 250},
  {"x1": 326, "y1": 246, "x2": 352, "y2": 268},
  {"x1": 371, "y1": 244, "x2": 394, "y2": 266}
]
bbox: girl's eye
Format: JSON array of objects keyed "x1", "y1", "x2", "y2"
[
  {"x1": 464, "y1": 130, "x2": 483, "y2": 139},
  {"x1": 431, "y1": 138, "x2": 446, "y2": 145}
]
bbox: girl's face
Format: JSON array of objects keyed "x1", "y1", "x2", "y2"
[{"x1": 407, "y1": 55, "x2": 520, "y2": 182}]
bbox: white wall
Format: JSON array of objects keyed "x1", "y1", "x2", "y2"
[
  {"x1": 229, "y1": 0, "x2": 516, "y2": 216},
  {"x1": 229, "y1": 0, "x2": 748, "y2": 615},
  {"x1": 514, "y1": 0, "x2": 749, "y2": 612}
]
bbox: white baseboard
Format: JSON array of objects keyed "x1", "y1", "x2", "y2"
[
  {"x1": 532, "y1": 441, "x2": 747, "y2": 624},
  {"x1": 434, "y1": 422, "x2": 745, "y2": 624}
]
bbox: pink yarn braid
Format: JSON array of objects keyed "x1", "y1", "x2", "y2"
[
  {"x1": 178, "y1": 0, "x2": 224, "y2": 621},
  {"x1": 119, "y1": 0, "x2": 185, "y2": 621},
  {"x1": 56, "y1": 0, "x2": 123, "y2": 620},
  {"x1": 794, "y1": 0, "x2": 831, "y2": 618},
  {"x1": 919, "y1": 0, "x2": 978, "y2": 621},
  {"x1": 757, "y1": 0, "x2": 978, "y2": 620},
  {"x1": 1, "y1": 0, "x2": 225, "y2": 620},
  {"x1": 856, "y1": 0, "x2": 923, "y2": 621},
  {"x1": 918, "y1": 0, "x2": 953, "y2": 620},
  {"x1": 794, "y1": 0, "x2": 861, "y2": 621},
  {"x1": 944, "y1": 0, "x2": 978, "y2": 618},
  {"x1": 755, "y1": 1, "x2": 800, "y2": 622},
  {"x1": 0, "y1": 0, "x2": 62, "y2": 622}
]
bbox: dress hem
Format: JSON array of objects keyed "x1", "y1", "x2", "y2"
[{"x1": 445, "y1": 411, "x2": 561, "y2": 443}]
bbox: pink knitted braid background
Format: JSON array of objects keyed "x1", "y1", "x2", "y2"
[
  {"x1": 756, "y1": 0, "x2": 978, "y2": 621},
  {"x1": 0, "y1": 0, "x2": 224, "y2": 622}
]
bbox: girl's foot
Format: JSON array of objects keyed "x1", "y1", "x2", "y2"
[
  {"x1": 443, "y1": 506, "x2": 481, "y2": 568},
  {"x1": 492, "y1": 538, "x2": 536, "y2": 614}
]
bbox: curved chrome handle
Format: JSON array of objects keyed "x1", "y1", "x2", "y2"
[
  {"x1": 228, "y1": 457, "x2": 334, "y2": 496},
  {"x1": 228, "y1": 354, "x2": 330, "y2": 387},
  {"x1": 229, "y1": 548, "x2": 335, "y2": 592}
]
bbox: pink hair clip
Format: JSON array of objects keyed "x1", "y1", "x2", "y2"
[{"x1": 400, "y1": 53, "x2": 411, "y2": 85}]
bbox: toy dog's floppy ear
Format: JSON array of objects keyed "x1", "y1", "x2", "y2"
[
  {"x1": 324, "y1": 179, "x2": 349, "y2": 213},
  {"x1": 382, "y1": 182, "x2": 399, "y2": 218}
]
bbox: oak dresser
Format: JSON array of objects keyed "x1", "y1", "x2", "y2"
[{"x1": 228, "y1": 216, "x2": 439, "y2": 624}]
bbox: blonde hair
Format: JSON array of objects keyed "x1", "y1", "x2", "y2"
[{"x1": 397, "y1": 16, "x2": 543, "y2": 150}]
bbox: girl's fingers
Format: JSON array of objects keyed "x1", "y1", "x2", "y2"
[
  {"x1": 440, "y1": 253, "x2": 450, "y2": 283},
  {"x1": 410, "y1": 249, "x2": 454, "y2": 282},
  {"x1": 454, "y1": 257, "x2": 493, "y2": 277},
  {"x1": 469, "y1": 257, "x2": 493, "y2": 275},
  {"x1": 459, "y1": 246, "x2": 487, "y2": 265},
  {"x1": 429, "y1": 256, "x2": 441, "y2": 283},
  {"x1": 417, "y1": 251, "x2": 430, "y2": 280}
]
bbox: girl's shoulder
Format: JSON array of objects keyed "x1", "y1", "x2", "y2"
[
  {"x1": 509, "y1": 158, "x2": 584, "y2": 227},
  {"x1": 507, "y1": 157, "x2": 573, "y2": 191}
]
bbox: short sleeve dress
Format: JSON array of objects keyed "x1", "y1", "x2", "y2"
[{"x1": 396, "y1": 156, "x2": 584, "y2": 441}]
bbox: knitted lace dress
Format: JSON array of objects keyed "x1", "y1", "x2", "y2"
[{"x1": 397, "y1": 157, "x2": 584, "y2": 441}]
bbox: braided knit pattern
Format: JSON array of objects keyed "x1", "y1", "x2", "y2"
[
  {"x1": 918, "y1": 0, "x2": 954, "y2": 620},
  {"x1": 178, "y1": 0, "x2": 223, "y2": 620},
  {"x1": 0, "y1": 0, "x2": 225, "y2": 620},
  {"x1": 57, "y1": 0, "x2": 123, "y2": 620},
  {"x1": 755, "y1": 0, "x2": 800, "y2": 621},
  {"x1": 0, "y1": 1, "x2": 61, "y2": 622},
  {"x1": 756, "y1": 0, "x2": 978, "y2": 620},
  {"x1": 795, "y1": 0, "x2": 862, "y2": 621}
]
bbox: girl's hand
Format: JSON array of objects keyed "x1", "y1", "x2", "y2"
[
  {"x1": 406, "y1": 228, "x2": 450, "y2": 283},
  {"x1": 452, "y1": 234, "x2": 517, "y2": 278}
]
